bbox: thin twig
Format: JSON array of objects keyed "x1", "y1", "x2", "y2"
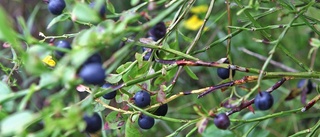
[
  {"x1": 238, "y1": 47, "x2": 298, "y2": 72},
  {"x1": 171, "y1": 0, "x2": 215, "y2": 89}
]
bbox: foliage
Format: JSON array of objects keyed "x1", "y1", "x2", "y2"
[{"x1": 1, "y1": 0, "x2": 320, "y2": 136}]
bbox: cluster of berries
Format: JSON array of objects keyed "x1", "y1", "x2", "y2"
[
  {"x1": 49, "y1": 1, "x2": 169, "y2": 132},
  {"x1": 47, "y1": 0, "x2": 295, "y2": 133},
  {"x1": 54, "y1": 40, "x2": 105, "y2": 133},
  {"x1": 142, "y1": 22, "x2": 166, "y2": 61},
  {"x1": 134, "y1": 91, "x2": 168, "y2": 129}
]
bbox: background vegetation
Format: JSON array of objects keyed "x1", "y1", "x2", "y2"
[{"x1": 1, "y1": 0, "x2": 320, "y2": 136}]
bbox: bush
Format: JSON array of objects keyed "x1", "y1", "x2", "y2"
[{"x1": 1, "y1": 0, "x2": 320, "y2": 136}]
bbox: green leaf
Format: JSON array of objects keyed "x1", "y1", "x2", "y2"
[
  {"x1": 202, "y1": 124, "x2": 234, "y2": 137},
  {"x1": 0, "y1": 111, "x2": 35, "y2": 136},
  {"x1": 17, "y1": 17, "x2": 37, "y2": 43},
  {"x1": 106, "y1": 74, "x2": 122, "y2": 84},
  {"x1": 243, "y1": 123, "x2": 270, "y2": 137},
  {"x1": 122, "y1": 61, "x2": 150, "y2": 82},
  {"x1": 61, "y1": 67, "x2": 77, "y2": 84},
  {"x1": 27, "y1": 4, "x2": 40, "y2": 31},
  {"x1": 39, "y1": 73, "x2": 59, "y2": 88},
  {"x1": 69, "y1": 48, "x2": 92, "y2": 68},
  {"x1": 47, "y1": 13, "x2": 70, "y2": 29},
  {"x1": 316, "y1": 84, "x2": 320, "y2": 94},
  {"x1": 72, "y1": 3, "x2": 101, "y2": 23},
  {"x1": 184, "y1": 66, "x2": 199, "y2": 80},
  {"x1": 107, "y1": 1, "x2": 116, "y2": 14},
  {"x1": 154, "y1": 67, "x2": 178, "y2": 86},
  {"x1": 94, "y1": 97, "x2": 110, "y2": 111},
  {"x1": 131, "y1": 0, "x2": 140, "y2": 6},
  {"x1": 178, "y1": 30, "x2": 193, "y2": 43},
  {"x1": 0, "y1": 111, "x2": 8, "y2": 121},
  {"x1": 114, "y1": 12, "x2": 140, "y2": 34},
  {"x1": 115, "y1": 91, "x2": 129, "y2": 103},
  {"x1": 310, "y1": 38, "x2": 320, "y2": 47},
  {"x1": 73, "y1": 28, "x2": 99, "y2": 47},
  {"x1": 116, "y1": 62, "x2": 133, "y2": 74},
  {"x1": 169, "y1": 38, "x2": 180, "y2": 51},
  {"x1": 23, "y1": 46, "x2": 51, "y2": 75},
  {"x1": 125, "y1": 116, "x2": 141, "y2": 137},
  {"x1": 0, "y1": 7, "x2": 19, "y2": 49},
  {"x1": 105, "y1": 111, "x2": 126, "y2": 129},
  {"x1": 0, "y1": 81, "x2": 14, "y2": 112},
  {"x1": 80, "y1": 95, "x2": 93, "y2": 108},
  {"x1": 136, "y1": 52, "x2": 146, "y2": 68},
  {"x1": 0, "y1": 81, "x2": 12, "y2": 101}
]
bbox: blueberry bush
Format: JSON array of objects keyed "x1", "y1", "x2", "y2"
[{"x1": 1, "y1": 0, "x2": 320, "y2": 136}]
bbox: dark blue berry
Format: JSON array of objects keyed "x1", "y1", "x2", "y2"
[
  {"x1": 83, "y1": 113, "x2": 102, "y2": 133},
  {"x1": 138, "y1": 114, "x2": 155, "y2": 129},
  {"x1": 254, "y1": 91, "x2": 274, "y2": 111},
  {"x1": 48, "y1": 0, "x2": 66, "y2": 15},
  {"x1": 217, "y1": 68, "x2": 235, "y2": 79},
  {"x1": 154, "y1": 104, "x2": 168, "y2": 116},
  {"x1": 134, "y1": 90, "x2": 151, "y2": 108},
  {"x1": 84, "y1": 53, "x2": 102, "y2": 65},
  {"x1": 89, "y1": 2, "x2": 106, "y2": 18},
  {"x1": 142, "y1": 47, "x2": 152, "y2": 61},
  {"x1": 297, "y1": 79, "x2": 313, "y2": 94},
  {"x1": 213, "y1": 113, "x2": 230, "y2": 130},
  {"x1": 102, "y1": 83, "x2": 117, "y2": 100},
  {"x1": 78, "y1": 63, "x2": 106, "y2": 85},
  {"x1": 148, "y1": 22, "x2": 166, "y2": 41},
  {"x1": 54, "y1": 40, "x2": 71, "y2": 58}
]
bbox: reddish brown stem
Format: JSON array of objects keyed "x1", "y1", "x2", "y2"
[
  {"x1": 301, "y1": 94, "x2": 320, "y2": 112},
  {"x1": 227, "y1": 99, "x2": 254, "y2": 116},
  {"x1": 197, "y1": 76, "x2": 260, "y2": 98},
  {"x1": 156, "y1": 59, "x2": 253, "y2": 72},
  {"x1": 226, "y1": 78, "x2": 288, "y2": 115}
]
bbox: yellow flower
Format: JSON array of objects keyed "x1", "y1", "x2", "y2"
[
  {"x1": 42, "y1": 55, "x2": 56, "y2": 67},
  {"x1": 190, "y1": 5, "x2": 208, "y2": 14},
  {"x1": 184, "y1": 15, "x2": 204, "y2": 31}
]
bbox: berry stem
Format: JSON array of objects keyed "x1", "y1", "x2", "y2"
[
  {"x1": 166, "y1": 118, "x2": 200, "y2": 137},
  {"x1": 124, "y1": 37, "x2": 199, "y2": 60},
  {"x1": 231, "y1": 108, "x2": 301, "y2": 123},
  {"x1": 95, "y1": 98, "x2": 133, "y2": 114},
  {"x1": 226, "y1": 78, "x2": 288, "y2": 115}
]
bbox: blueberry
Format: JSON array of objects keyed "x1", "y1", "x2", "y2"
[
  {"x1": 144, "y1": 52, "x2": 152, "y2": 60},
  {"x1": 134, "y1": 90, "x2": 151, "y2": 108},
  {"x1": 102, "y1": 83, "x2": 117, "y2": 100},
  {"x1": 138, "y1": 114, "x2": 155, "y2": 129},
  {"x1": 83, "y1": 113, "x2": 102, "y2": 133},
  {"x1": 217, "y1": 67, "x2": 235, "y2": 79},
  {"x1": 297, "y1": 79, "x2": 313, "y2": 94},
  {"x1": 142, "y1": 47, "x2": 152, "y2": 61},
  {"x1": 54, "y1": 40, "x2": 71, "y2": 58},
  {"x1": 254, "y1": 91, "x2": 274, "y2": 111},
  {"x1": 148, "y1": 22, "x2": 166, "y2": 41},
  {"x1": 154, "y1": 104, "x2": 168, "y2": 116},
  {"x1": 84, "y1": 53, "x2": 102, "y2": 65},
  {"x1": 48, "y1": 0, "x2": 66, "y2": 15},
  {"x1": 89, "y1": 2, "x2": 106, "y2": 18},
  {"x1": 78, "y1": 63, "x2": 106, "y2": 85},
  {"x1": 213, "y1": 113, "x2": 230, "y2": 130}
]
